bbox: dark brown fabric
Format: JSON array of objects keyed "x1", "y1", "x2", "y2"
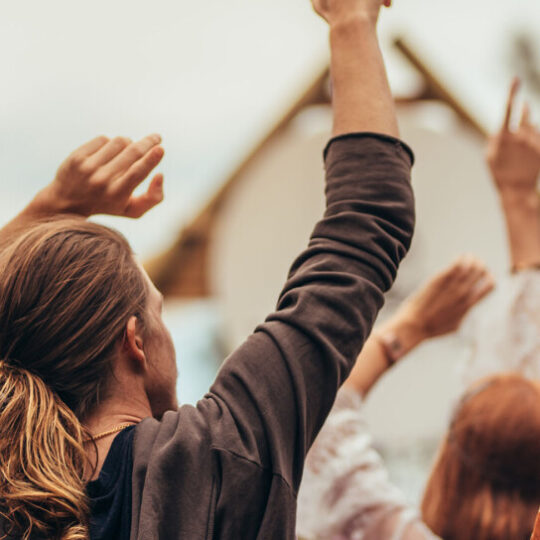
[{"x1": 130, "y1": 133, "x2": 415, "y2": 539}]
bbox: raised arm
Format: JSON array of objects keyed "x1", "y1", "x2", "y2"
[
  {"x1": 206, "y1": 0, "x2": 414, "y2": 495},
  {"x1": 486, "y1": 78, "x2": 540, "y2": 272},
  {"x1": 130, "y1": 3, "x2": 415, "y2": 537},
  {"x1": 0, "y1": 134, "x2": 165, "y2": 247},
  {"x1": 313, "y1": 0, "x2": 398, "y2": 136},
  {"x1": 345, "y1": 256, "x2": 495, "y2": 396}
]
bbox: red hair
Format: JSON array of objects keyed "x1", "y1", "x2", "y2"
[{"x1": 422, "y1": 374, "x2": 540, "y2": 540}]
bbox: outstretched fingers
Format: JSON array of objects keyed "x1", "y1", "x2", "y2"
[
  {"x1": 123, "y1": 173, "x2": 164, "y2": 218},
  {"x1": 114, "y1": 144, "x2": 165, "y2": 197},
  {"x1": 70, "y1": 135, "x2": 110, "y2": 160},
  {"x1": 502, "y1": 77, "x2": 520, "y2": 132},
  {"x1": 519, "y1": 101, "x2": 540, "y2": 146},
  {"x1": 84, "y1": 137, "x2": 133, "y2": 169},
  {"x1": 520, "y1": 101, "x2": 531, "y2": 128},
  {"x1": 452, "y1": 255, "x2": 495, "y2": 307},
  {"x1": 49, "y1": 132, "x2": 166, "y2": 219},
  {"x1": 469, "y1": 274, "x2": 496, "y2": 306},
  {"x1": 101, "y1": 134, "x2": 162, "y2": 179}
]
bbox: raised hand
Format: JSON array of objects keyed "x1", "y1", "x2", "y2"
[
  {"x1": 46, "y1": 134, "x2": 165, "y2": 218},
  {"x1": 0, "y1": 134, "x2": 165, "y2": 247},
  {"x1": 486, "y1": 78, "x2": 540, "y2": 193},
  {"x1": 486, "y1": 79, "x2": 540, "y2": 271},
  {"x1": 345, "y1": 257, "x2": 494, "y2": 396},
  {"x1": 311, "y1": 0, "x2": 391, "y2": 25},
  {"x1": 392, "y1": 256, "x2": 495, "y2": 341}
]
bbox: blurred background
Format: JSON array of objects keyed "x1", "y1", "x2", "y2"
[{"x1": 2, "y1": 0, "x2": 540, "y2": 505}]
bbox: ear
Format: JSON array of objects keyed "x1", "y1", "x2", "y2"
[{"x1": 123, "y1": 315, "x2": 147, "y2": 373}]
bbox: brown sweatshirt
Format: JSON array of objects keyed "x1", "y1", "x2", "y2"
[{"x1": 128, "y1": 133, "x2": 415, "y2": 539}]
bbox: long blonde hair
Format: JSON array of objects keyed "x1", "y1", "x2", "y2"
[{"x1": 0, "y1": 218, "x2": 147, "y2": 540}]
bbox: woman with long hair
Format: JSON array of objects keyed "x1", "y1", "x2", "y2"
[{"x1": 0, "y1": 0, "x2": 416, "y2": 538}]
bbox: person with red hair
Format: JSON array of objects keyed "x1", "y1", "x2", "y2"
[{"x1": 297, "y1": 256, "x2": 496, "y2": 540}]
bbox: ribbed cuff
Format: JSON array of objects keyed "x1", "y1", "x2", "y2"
[{"x1": 323, "y1": 132, "x2": 415, "y2": 166}]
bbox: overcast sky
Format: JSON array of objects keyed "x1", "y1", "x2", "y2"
[{"x1": 1, "y1": 0, "x2": 539, "y2": 258}]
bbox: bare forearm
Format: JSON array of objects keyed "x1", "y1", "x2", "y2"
[
  {"x1": 329, "y1": 16, "x2": 398, "y2": 137},
  {"x1": 345, "y1": 256, "x2": 494, "y2": 396},
  {"x1": 344, "y1": 317, "x2": 424, "y2": 396},
  {"x1": 344, "y1": 337, "x2": 387, "y2": 396},
  {"x1": 498, "y1": 188, "x2": 540, "y2": 271},
  {"x1": 0, "y1": 186, "x2": 75, "y2": 248}
]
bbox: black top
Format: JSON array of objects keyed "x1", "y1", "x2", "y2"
[{"x1": 86, "y1": 426, "x2": 135, "y2": 540}]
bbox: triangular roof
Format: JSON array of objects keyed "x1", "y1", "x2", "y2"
[{"x1": 145, "y1": 38, "x2": 487, "y2": 298}]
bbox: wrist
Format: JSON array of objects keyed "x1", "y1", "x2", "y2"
[
  {"x1": 329, "y1": 12, "x2": 377, "y2": 36},
  {"x1": 28, "y1": 186, "x2": 62, "y2": 216},
  {"x1": 499, "y1": 191, "x2": 540, "y2": 271},
  {"x1": 498, "y1": 185, "x2": 539, "y2": 209},
  {"x1": 27, "y1": 184, "x2": 81, "y2": 218},
  {"x1": 376, "y1": 316, "x2": 426, "y2": 364}
]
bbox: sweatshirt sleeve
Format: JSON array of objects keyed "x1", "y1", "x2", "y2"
[{"x1": 200, "y1": 133, "x2": 415, "y2": 492}]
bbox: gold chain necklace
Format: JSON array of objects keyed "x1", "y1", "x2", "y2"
[{"x1": 83, "y1": 423, "x2": 136, "y2": 443}]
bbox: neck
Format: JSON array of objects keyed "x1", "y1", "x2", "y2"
[
  {"x1": 84, "y1": 380, "x2": 153, "y2": 429},
  {"x1": 82, "y1": 393, "x2": 152, "y2": 482}
]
